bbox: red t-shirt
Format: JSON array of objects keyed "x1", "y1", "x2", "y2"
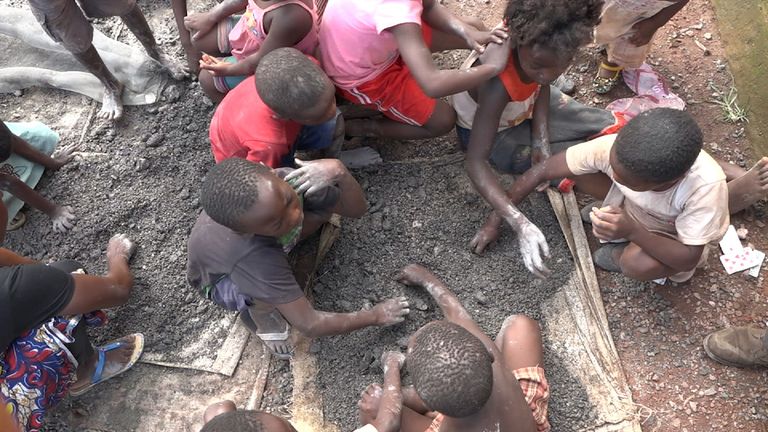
[
  {"x1": 208, "y1": 76, "x2": 301, "y2": 168},
  {"x1": 498, "y1": 52, "x2": 539, "y2": 102}
]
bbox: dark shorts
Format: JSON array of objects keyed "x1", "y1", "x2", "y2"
[{"x1": 28, "y1": 0, "x2": 137, "y2": 54}]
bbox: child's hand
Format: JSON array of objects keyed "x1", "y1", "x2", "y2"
[
  {"x1": 184, "y1": 12, "x2": 217, "y2": 41},
  {"x1": 50, "y1": 205, "x2": 76, "y2": 232},
  {"x1": 590, "y1": 206, "x2": 637, "y2": 241},
  {"x1": 395, "y1": 263, "x2": 435, "y2": 288},
  {"x1": 478, "y1": 37, "x2": 512, "y2": 74},
  {"x1": 516, "y1": 220, "x2": 551, "y2": 278},
  {"x1": 381, "y1": 351, "x2": 406, "y2": 371},
  {"x1": 51, "y1": 142, "x2": 81, "y2": 170},
  {"x1": 284, "y1": 159, "x2": 345, "y2": 196},
  {"x1": 107, "y1": 233, "x2": 136, "y2": 262},
  {"x1": 373, "y1": 297, "x2": 410, "y2": 326},
  {"x1": 464, "y1": 26, "x2": 509, "y2": 53},
  {"x1": 199, "y1": 55, "x2": 247, "y2": 77},
  {"x1": 469, "y1": 216, "x2": 501, "y2": 255}
]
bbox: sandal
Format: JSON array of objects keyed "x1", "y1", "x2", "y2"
[
  {"x1": 256, "y1": 326, "x2": 293, "y2": 360},
  {"x1": 592, "y1": 62, "x2": 624, "y2": 94},
  {"x1": 593, "y1": 243, "x2": 628, "y2": 273},
  {"x1": 7, "y1": 212, "x2": 26, "y2": 231},
  {"x1": 69, "y1": 333, "x2": 145, "y2": 397}
]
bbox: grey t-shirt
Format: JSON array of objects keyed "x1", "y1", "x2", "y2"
[{"x1": 186, "y1": 169, "x2": 340, "y2": 305}]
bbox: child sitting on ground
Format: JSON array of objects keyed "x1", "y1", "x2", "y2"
[
  {"x1": 473, "y1": 108, "x2": 768, "y2": 283},
  {"x1": 208, "y1": 48, "x2": 341, "y2": 168},
  {"x1": 456, "y1": 0, "x2": 605, "y2": 277},
  {"x1": 368, "y1": 264, "x2": 550, "y2": 431},
  {"x1": 592, "y1": 0, "x2": 689, "y2": 94},
  {"x1": 0, "y1": 120, "x2": 78, "y2": 233},
  {"x1": 187, "y1": 157, "x2": 410, "y2": 358},
  {"x1": 183, "y1": 0, "x2": 319, "y2": 102},
  {"x1": 200, "y1": 400, "x2": 297, "y2": 432},
  {"x1": 319, "y1": 0, "x2": 510, "y2": 140}
]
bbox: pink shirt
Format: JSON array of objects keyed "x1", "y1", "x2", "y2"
[
  {"x1": 229, "y1": 0, "x2": 320, "y2": 60},
  {"x1": 319, "y1": 0, "x2": 423, "y2": 89}
]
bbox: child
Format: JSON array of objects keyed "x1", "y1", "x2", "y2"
[
  {"x1": 0, "y1": 121, "x2": 78, "y2": 233},
  {"x1": 208, "y1": 48, "x2": 341, "y2": 168},
  {"x1": 319, "y1": 0, "x2": 510, "y2": 140},
  {"x1": 26, "y1": 0, "x2": 187, "y2": 120},
  {"x1": 390, "y1": 263, "x2": 550, "y2": 431},
  {"x1": 458, "y1": 0, "x2": 604, "y2": 277},
  {"x1": 187, "y1": 158, "x2": 410, "y2": 358},
  {"x1": 183, "y1": 0, "x2": 320, "y2": 102},
  {"x1": 592, "y1": 0, "x2": 689, "y2": 94},
  {"x1": 1, "y1": 231, "x2": 143, "y2": 432},
  {"x1": 473, "y1": 108, "x2": 768, "y2": 283},
  {"x1": 200, "y1": 401, "x2": 298, "y2": 432}
]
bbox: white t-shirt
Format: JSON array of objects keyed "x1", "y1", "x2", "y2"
[{"x1": 565, "y1": 134, "x2": 729, "y2": 245}]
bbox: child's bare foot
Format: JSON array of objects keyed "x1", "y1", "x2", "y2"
[
  {"x1": 50, "y1": 205, "x2": 77, "y2": 232},
  {"x1": 358, "y1": 383, "x2": 384, "y2": 425},
  {"x1": 203, "y1": 400, "x2": 237, "y2": 423},
  {"x1": 98, "y1": 83, "x2": 124, "y2": 120},
  {"x1": 156, "y1": 50, "x2": 190, "y2": 80},
  {"x1": 70, "y1": 334, "x2": 144, "y2": 396},
  {"x1": 728, "y1": 157, "x2": 768, "y2": 214}
]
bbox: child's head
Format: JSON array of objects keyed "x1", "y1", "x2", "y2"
[
  {"x1": 201, "y1": 158, "x2": 302, "y2": 238},
  {"x1": 406, "y1": 321, "x2": 494, "y2": 418},
  {"x1": 0, "y1": 121, "x2": 14, "y2": 161},
  {"x1": 256, "y1": 48, "x2": 336, "y2": 126},
  {"x1": 610, "y1": 108, "x2": 703, "y2": 191},
  {"x1": 504, "y1": 0, "x2": 603, "y2": 84},
  {"x1": 200, "y1": 410, "x2": 297, "y2": 432}
]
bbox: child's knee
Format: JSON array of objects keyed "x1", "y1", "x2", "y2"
[
  {"x1": 425, "y1": 104, "x2": 457, "y2": 137},
  {"x1": 501, "y1": 314, "x2": 540, "y2": 339}
]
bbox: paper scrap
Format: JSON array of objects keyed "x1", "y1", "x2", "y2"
[{"x1": 719, "y1": 225, "x2": 742, "y2": 255}]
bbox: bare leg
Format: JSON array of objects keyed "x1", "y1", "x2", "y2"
[
  {"x1": 617, "y1": 242, "x2": 684, "y2": 281},
  {"x1": 72, "y1": 46, "x2": 125, "y2": 120},
  {"x1": 198, "y1": 70, "x2": 225, "y2": 103},
  {"x1": 495, "y1": 314, "x2": 544, "y2": 370},
  {"x1": 726, "y1": 157, "x2": 768, "y2": 214},
  {"x1": 345, "y1": 100, "x2": 456, "y2": 140},
  {"x1": 572, "y1": 172, "x2": 613, "y2": 200},
  {"x1": 170, "y1": 0, "x2": 201, "y2": 73},
  {"x1": 70, "y1": 335, "x2": 138, "y2": 393},
  {"x1": 120, "y1": 4, "x2": 189, "y2": 80}
]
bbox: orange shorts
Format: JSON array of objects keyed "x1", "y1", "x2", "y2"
[
  {"x1": 424, "y1": 366, "x2": 550, "y2": 432},
  {"x1": 339, "y1": 25, "x2": 436, "y2": 127}
]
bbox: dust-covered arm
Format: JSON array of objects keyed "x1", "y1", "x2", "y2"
[
  {"x1": 276, "y1": 296, "x2": 409, "y2": 338},
  {"x1": 421, "y1": 0, "x2": 506, "y2": 52},
  {"x1": 369, "y1": 352, "x2": 405, "y2": 432},
  {"x1": 10, "y1": 134, "x2": 66, "y2": 170},
  {"x1": 530, "y1": 85, "x2": 550, "y2": 158}
]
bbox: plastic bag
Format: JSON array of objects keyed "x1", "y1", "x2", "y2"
[{"x1": 606, "y1": 63, "x2": 685, "y2": 119}]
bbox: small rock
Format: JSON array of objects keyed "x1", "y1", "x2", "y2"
[
  {"x1": 162, "y1": 85, "x2": 183, "y2": 102},
  {"x1": 702, "y1": 386, "x2": 717, "y2": 396},
  {"x1": 637, "y1": 327, "x2": 649, "y2": 334},
  {"x1": 397, "y1": 337, "x2": 409, "y2": 349},
  {"x1": 147, "y1": 106, "x2": 158, "y2": 114},
  {"x1": 146, "y1": 133, "x2": 165, "y2": 148},
  {"x1": 704, "y1": 32, "x2": 712, "y2": 40},
  {"x1": 13, "y1": 89, "x2": 23, "y2": 97},
  {"x1": 474, "y1": 291, "x2": 489, "y2": 305},
  {"x1": 177, "y1": 188, "x2": 190, "y2": 200},
  {"x1": 338, "y1": 300, "x2": 354, "y2": 311},
  {"x1": 413, "y1": 299, "x2": 429, "y2": 311},
  {"x1": 756, "y1": 220, "x2": 766, "y2": 229},
  {"x1": 309, "y1": 340, "x2": 321, "y2": 354},
  {"x1": 382, "y1": 218, "x2": 392, "y2": 231},
  {"x1": 737, "y1": 225, "x2": 748, "y2": 240},
  {"x1": 698, "y1": 366, "x2": 711, "y2": 376},
  {"x1": 358, "y1": 353, "x2": 374, "y2": 372},
  {"x1": 689, "y1": 401, "x2": 698, "y2": 412},
  {"x1": 135, "y1": 158, "x2": 150, "y2": 172}
]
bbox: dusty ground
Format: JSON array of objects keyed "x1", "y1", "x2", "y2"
[{"x1": 0, "y1": 0, "x2": 765, "y2": 430}]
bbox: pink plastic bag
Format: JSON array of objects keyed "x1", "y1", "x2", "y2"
[{"x1": 606, "y1": 63, "x2": 685, "y2": 119}]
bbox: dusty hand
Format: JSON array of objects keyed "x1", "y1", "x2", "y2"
[
  {"x1": 628, "y1": 17, "x2": 660, "y2": 47},
  {"x1": 284, "y1": 159, "x2": 345, "y2": 196},
  {"x1": 199, "y1": 56, "x2": 247, "y2": 77},
  {"x1": 465, "y1": 26, "x2": 508, "y2": 53},
  {"x1": 470, "y1": 215, "x2": 502, "y2": 255},
  {"x1": 381, "y1": 351, "x2": 406, "y2": 371},
  {"x1": 373, "y1": 297, "x2": 410, "y2": 326},
  {"x1": 50, "y1": 142, "x2": 81, "y2": 169},
  {"x1": 516, "y1": 220, "x2": 551, "y2": 278},
  {"x1": 50, "y1": 206, "x2": 76, "y2": 232},
  {"x1": 395, "y1": 263, "x2": 435, "y2": 288},
  {"x1": 107, "y1": 233, "x2": 136, "y2": 262},
  {"x1": 184, "y1": 12, "x2": 217, "y2": 41},
  {"x1": 590, "y1": 205, "x2": 636, "y2": 241},
  {"x1": 478, "y1": 36, "x2": 512, "y2": 74}
]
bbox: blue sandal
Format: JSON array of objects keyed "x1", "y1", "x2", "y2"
[{"x1": 69, "y1": 333, "x2": 144, "y2": 397}]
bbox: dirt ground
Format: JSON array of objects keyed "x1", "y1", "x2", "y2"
[{"x1": 0, "y1": 0, "x2": 766, "y2": 430}]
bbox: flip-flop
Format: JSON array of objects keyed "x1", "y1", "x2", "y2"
[
  {"x1": 69, "y1": 333, "x2": 145, "y2": 397},
  {"x1": 256, "y1": 326, "x2": 293, "y2": 360},
  {"x1": 7, "y1": 212, "x2": 26, "y2": 231},
  {"x1": 592, "y1": 62, "x2": 624, "y2": 94},
  {"x1": 593, "y1": 244, "x2": 628, "y2": 273}
]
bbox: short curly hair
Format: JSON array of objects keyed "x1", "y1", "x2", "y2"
[
  {"x1": 504, "y1": 0, "x2": 603, "y2": 56},
  {"x1": 256, "y1": 48, "x2": 330, "y2": 118},
  {"x1": 614, "y1": 108, "x2": 703, "y2": 183},
  {"x1": 200, "y1": 158, "x2": 272, "y2": 232},
  {"x1": 407, "y1": 321, "x2": 494, "y2": 417},
  {"x1": 200, "y1": 411, "x2": 266, "y2": 432}
]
